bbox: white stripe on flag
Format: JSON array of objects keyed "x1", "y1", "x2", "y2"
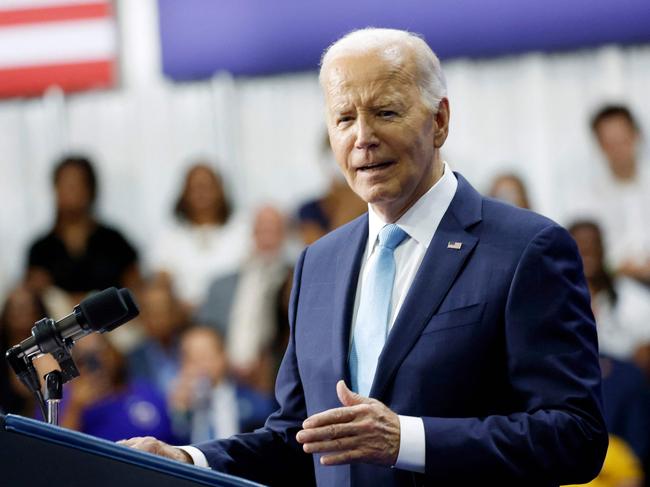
[
  {"x1": 0, "y1": 18, "x2": 115, "y2": 68},
  {"x1": 0, "y1": 0, "x2": 105, "y2": 11}
]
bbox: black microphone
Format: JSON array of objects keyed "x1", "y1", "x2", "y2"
[
  {"x1": 6, "y1": 287, "x2": 140, "y2": 418},
  {"x1": 17, "y1": 287, "x2": 139, "y2": 359}
]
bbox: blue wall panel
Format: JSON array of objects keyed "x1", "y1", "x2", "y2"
[{"x1": 158, "y1": 0, "x2": 650, "y2": 79}]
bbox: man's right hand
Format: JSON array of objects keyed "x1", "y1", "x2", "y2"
[{"x1": 117, "y1": 437, "x2": 193, "y2": 464}]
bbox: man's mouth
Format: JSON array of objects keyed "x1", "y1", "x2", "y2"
[{"x1": 357, "y1": 160, "x2": 395, "y2": 172}]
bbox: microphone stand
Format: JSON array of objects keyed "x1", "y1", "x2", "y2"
[
  {"x1": 5, "y1": 345, "x2": 48, "y2": 420},
  {"x1": 6, "y1": 317, "x2": 81, "y2": 426},
  {"x1": 4, "y1": 287, "x2": 139, "y2": 426},
  {"x1": 44, "y1": 370, "x2": 63, "y2": 426}
]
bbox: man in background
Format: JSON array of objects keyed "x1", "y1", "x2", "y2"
[{"x1": 589, "y1": 105, "x2": 650, "y2": 285}]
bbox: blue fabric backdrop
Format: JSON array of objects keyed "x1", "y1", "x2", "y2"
[{"x1": 158, "y1": 0, "x2": 650, "y2": 79}]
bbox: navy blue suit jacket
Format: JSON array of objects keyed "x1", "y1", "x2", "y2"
[{"x1": 197, "y1": 174, "x2": 608, "y2": 486}]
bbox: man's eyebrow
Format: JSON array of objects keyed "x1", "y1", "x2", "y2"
[
  {"x1": 371, "y1": 97, "x2": 406, "y2": 110},
  {"x1": 330, "y1": 102, "x2": 353, "y2": 113},
  {"x1": 377, "y1": 98, "x2": 404, "y2": 106}
]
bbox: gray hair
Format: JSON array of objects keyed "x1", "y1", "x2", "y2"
[{"x1": 319, "y1": 28, "x2": 447, "y2": 112}]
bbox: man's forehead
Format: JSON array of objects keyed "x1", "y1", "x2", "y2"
[
  {"x1": 325, "y1": 85, "x2": 407, "y2": 113},
  {"x1": 323, "y1": 47, "x2": 412, "y2": 79},
  {"x1": 322, "y1": 53, "x2": 416, "y2": 97}
]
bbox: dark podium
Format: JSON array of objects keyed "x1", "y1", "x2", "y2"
[{"x1": 0, "y1": 414, "x2": 265, "y2": 487}]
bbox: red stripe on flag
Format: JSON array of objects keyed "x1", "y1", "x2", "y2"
[
  {"x1": 0, "y1": 60, "x2": 114, "y2": 98},
  {"x1": 0, "y1": 3, "x2": 111, "y2": 27}
]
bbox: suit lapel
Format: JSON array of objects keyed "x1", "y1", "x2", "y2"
[
  {"x1": 370, "y1": 174, "x2": 482, "y2": 400},
  {"x1": 331, "y1": 215, "x2": 368, "y2": 385}
]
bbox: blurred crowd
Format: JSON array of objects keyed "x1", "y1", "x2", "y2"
[
  {"x1": 1, "y1": 103, "x2": 649, "y2": 486},
  {"x1": 0, "y1": 132, "x2": 367, "y2": 447},
  {"x1": 488, "y1": 105, "x2": 650, "y2": 487}
]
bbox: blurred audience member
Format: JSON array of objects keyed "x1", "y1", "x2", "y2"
[
  {"x1": 196, "y1": 206, "x2": 292, "y2": 392},
  {"x1": 60, "y1": 333, "x2": 177, "y2": 443},
  {"x1": 296, "y1": 134, "x2": 366, "y2": 244},
  {"x1": 148, "y1": 162, "x2": 249, "y2": 310},
  {"x1": 26, "y1": 155, "x2": 141, "y2": 305},
  {"x1": 588, "y1": 105, "x2": 650, "y2": 285},
  {"x1": 168, "y1": 327, "x2": 276, "y2": 443},
  {"x1": 128, "y1": 277, "x2": 187, "y2": 395},
  {"x1": 488, "y1": 172, "x2": 531, "y2": 209},
  {"x1": 569, "y1": 221, "x2": 650, "y2": 360},
  {"x1": 0, "y1": 285, "x2": 48, "y2": 415},
  {"x1": 600, "y1": 356, "x2": 650, "y2": 479}
]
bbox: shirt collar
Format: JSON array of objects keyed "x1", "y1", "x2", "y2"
[{"x1": 366, "y1": 161, "x2": 458, "y2": 257}]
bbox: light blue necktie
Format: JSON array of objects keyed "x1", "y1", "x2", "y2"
[{"x1": 349, "y1": 224, "x2": 409, "y2": 396}]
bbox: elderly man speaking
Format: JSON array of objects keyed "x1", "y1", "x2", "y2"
[{"x1": 122, "y1": 28, "x2": 607, "y2": 486}]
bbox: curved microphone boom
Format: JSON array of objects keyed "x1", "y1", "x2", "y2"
[
  {"x1": 16, "y1": 287, "x2": 139, "y2": 359},
  {"x1": 6, "y1": 287, "x2": 139, "y2": 391}
]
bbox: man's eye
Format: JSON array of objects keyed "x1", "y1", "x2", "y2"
[
  {"x1": 337, "y1": 116, "x2": 353, "y2": 124},
  {"x1": 378, "y1": 110, "x2": 397, "y2": 118}
]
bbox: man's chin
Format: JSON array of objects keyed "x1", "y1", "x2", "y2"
[
  {"x1": 358, "y1": 188, "x2": 396, "y2": 208},
  {"x1": 366, "y1": 197, "x2": 410, "y2": 222}
]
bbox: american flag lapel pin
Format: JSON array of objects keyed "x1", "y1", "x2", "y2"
[{"x1": 447, "y1": 241, "x2": 463, "y2": 250}]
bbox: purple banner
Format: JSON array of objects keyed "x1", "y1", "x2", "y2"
[{"x1": 158, "y1": 0, "x2": 650, "y2": 80}]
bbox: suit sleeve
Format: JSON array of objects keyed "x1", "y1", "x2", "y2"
[
  {"x1": 420, "y1": 224, "x2": 608, "y2": 485},
  {"x1": 194, "y1": 248, "x2": 316, "y2": 486}
]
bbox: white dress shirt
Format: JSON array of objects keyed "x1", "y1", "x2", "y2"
[
  {"x1": 351, "y1": 162, "x2": 457, "y2": 473},
  {"x1": 181, "y1": 163, "x2": 458, "y2": 472}
]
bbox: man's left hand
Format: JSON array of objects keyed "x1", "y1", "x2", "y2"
[{"x1": 296, "y1": 380, "x2": 400, "y2": 466}]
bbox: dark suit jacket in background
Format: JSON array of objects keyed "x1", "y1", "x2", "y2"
[{"x1": 196, "y1": 174, "x2": 608, "y2": 486}]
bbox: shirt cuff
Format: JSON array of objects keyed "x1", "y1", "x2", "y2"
[
  {"x1": 394, "y1": 415, "x2": 425, "y2": 473},
  {"x1": 177, "y1": 445, "x2": 210, "y2": 468}
]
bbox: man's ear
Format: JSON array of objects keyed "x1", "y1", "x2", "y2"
[{"x1": 434, "y1": 98, "x2": 450, "y2": 148}]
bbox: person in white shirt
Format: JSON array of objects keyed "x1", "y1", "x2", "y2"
[
  {"x1": 569, "y1": 220, "x2": 650, "y2": 360},
  {"x1": 195, "y1": 205, "x2": 293, "y2": 392},
  {"x1": 148, "y1": 163, "x2": 250, "y2": 311},
  {"x1": 587, "y1": 105, "x2": 650, "y2": 286}
]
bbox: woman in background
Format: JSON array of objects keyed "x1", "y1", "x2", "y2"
[
  {"x1": 26, "y1": 155, "x2": 140, "y2": 305},
  {"x1": 487, "y1": 172, "x2": 531, "y2": 210},
  {"x1": 569, "y1": 220, "x2": 650, "y2": 361},
  {"x1": 148, "y1": 163, "x2": 249, "y2": 310}
]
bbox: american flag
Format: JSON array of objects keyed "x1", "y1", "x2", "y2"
[{"x1": 0, "y1": 0, "x2": 117, "y2": 99}]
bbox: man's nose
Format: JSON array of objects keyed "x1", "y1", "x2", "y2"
[{"x1": 355, "y1": 116, "x2": 379, "y2": 150}]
